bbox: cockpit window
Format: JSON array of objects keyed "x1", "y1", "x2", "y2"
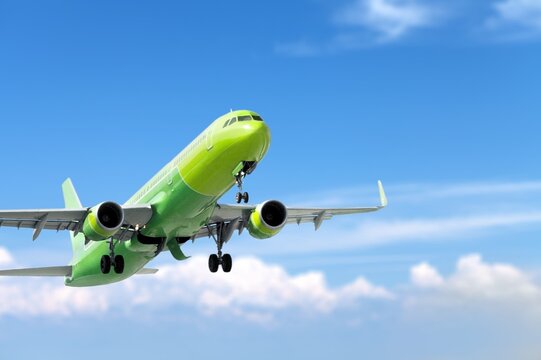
[{"x1": 223, "y1": 114, "x2": 264, "y2": 129}]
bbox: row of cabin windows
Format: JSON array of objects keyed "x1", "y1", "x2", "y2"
[
  {"x1": 223, "y1": 114, "x2": 263, "y2": 128},
  {"x1": 133, "y1": 134, "x2": 206, "y2": 203}
]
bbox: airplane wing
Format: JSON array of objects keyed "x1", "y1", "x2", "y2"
[
  {"x1": 198, "y1": 181, "x2": 387, "y2": 241},
  {"x1": 0, "y1": 205, "x2": 153, "y2": 241}
]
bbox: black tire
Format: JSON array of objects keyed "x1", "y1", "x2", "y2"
[
  {"x1": 235, "y1": 192, "x2": 242, "y2": 204},
  {"x1": 243, "y1": 192, "x2": 249, "y2": 204},
  {"x1": 222, "y1": 253, "x2": 232, "y2": 273},
  {"x1": 114, "y1": 255, "x2": 125, "y2": 274},
  {"x1": 100, "y1": 255, "x2": 111, "y2": 274},
  {"x1": 209, "y1": 254, "x2": 219, "y2": 273}
]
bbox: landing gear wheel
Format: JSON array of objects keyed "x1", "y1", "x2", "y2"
[
  {"x1": 242, "y1": 192, "x2": 249, "y2": 204},
  {"x1": 100, "y1": 255, "x2": 111, "y2": 274},
  {"x1": 114, "y1": 255, "x2": 125, "y2": 274},
  {"x1": 222, "y1": 253, "x2": 232, "y2": 273},
  {"x1": 209, "y1": 254, "x2": 219, "y2": 273},
  {"x1": 235, "y1": 192, "x2": 242, "y2": 204}
]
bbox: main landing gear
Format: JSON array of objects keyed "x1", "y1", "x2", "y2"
[
  {"x1": 208, "y1": 223, "x2": 234, "y2": 273},
  {"x1": 100, "y1": 239, "x2": 125, "y2": 274},
  {"x1": 234, "y1": 161, "x2": 257, "y2": 204},
  {"x1": 208, "y1": 253, "x2": 232, "y2": 273}
]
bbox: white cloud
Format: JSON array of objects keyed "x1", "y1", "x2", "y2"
[
  {"x1": 406, "y1": 254, "x2": 541, "y2": 315},
  {"x1": 353, "y1": 211, "x2": 541, "y2": 246},
  {"x1": 410, "y1": 262, "x2": 444, "y2": 288},
  {"x1": 0, "y1": 247, "x2": 14, "y2": 266},
  {"x1": 0, "y1": 253, "x2": 392, "y2": 322},
  {"x1": 276, "y1": 0, "x2": 441, "y2": 55},
  {"x1": 334, "y1": 0, "x2": 439, "y2": 42},
  {"x1": 488, "y1": 0, "x2": 541, "y2": 38},
  {"x1": 262, "y1": 211, "x2": 541, "y2": 256}
]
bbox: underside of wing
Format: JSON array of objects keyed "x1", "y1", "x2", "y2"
[{"x1": 0, "y1": 266, "x2": 72, "y2": 277}]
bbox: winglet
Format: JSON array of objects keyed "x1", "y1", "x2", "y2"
[{"x1": 378, "y1": 180, "x2": 388, "y2": 208}]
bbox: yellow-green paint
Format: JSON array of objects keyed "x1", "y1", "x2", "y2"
[
  {"x1": 247, "y1": 210, "x2": 282, "y2": 239},
  {"x1": 82, "y1": 212, "x2": 115, "y2": 241},
  {"x1": 65, "y1": 110, "x2": 271, "y2": 287}
]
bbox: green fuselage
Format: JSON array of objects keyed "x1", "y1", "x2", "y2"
[{"x1": 65, "y1": 110, "x2": 270, "y2": 287}]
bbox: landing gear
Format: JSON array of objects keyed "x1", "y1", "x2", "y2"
[
  {"x1": 100, "y1": 239, "x2": 125, "y2": 274},
  {"x1": 114, "y1": 255, "x2": 125, "y2": 274},
  {"x1": 207, "y1": 222, "x2": 234, "y2": 273},
  {"x1": 221, "y1": 253, "x2": 232, "y2": 273},
  {"x1": 208, "y1": 254, "x2": 219, "y2": 273},
  {"x1": 235, "y1": 191, "x2": 249, "y2": 204},
  {"x1": 207, "y1": 252, "x2": 233, "y2": 273},
  {"x1": 100, "y1": 255, "x2": 111, "y2": 274},
  {"x1": 233, "y1": 161, "x2": 257, "y2": 203}
]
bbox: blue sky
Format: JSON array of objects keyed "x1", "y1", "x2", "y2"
[{"x1": 1, "y1": 0, "x2": 541, "y2": 358}]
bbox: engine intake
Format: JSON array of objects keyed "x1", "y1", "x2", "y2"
[
  {"x1": 82, "y1": 201, "x2": 124, "y2": 241},
  {"x1": 247, "y1": 200, "x2": 288, "y2": 239}
]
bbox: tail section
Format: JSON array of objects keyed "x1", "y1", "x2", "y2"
[{"x1": 62, "y1": 178, "x2": 85, "y2": 260}]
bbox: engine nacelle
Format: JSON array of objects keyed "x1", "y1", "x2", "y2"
[
  {"x1": 82, "y1": 201, "x2": 124, "y2": 241},
  {"x1": 247, "y1": 200, "x2": 288, "y2": 239}
]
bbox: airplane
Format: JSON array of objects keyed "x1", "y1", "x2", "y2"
[{"x1": 0, "y1": 110, "x2": 387, "y2": 287}]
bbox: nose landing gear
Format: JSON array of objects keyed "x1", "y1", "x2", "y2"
[
  {"x1": 235, "y1": 190, "x2": 249, "y2": 204},
  {"x1": 234, "y1": 161, "x2": 257, "y2": 204}
]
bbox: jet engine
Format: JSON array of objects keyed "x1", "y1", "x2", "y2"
[
  {"x1": 247, "y1": 200, "x2": 288, "y2": 239},
  {"x1": 82, "y1": 201, "x2": 124, "y2": 241}
]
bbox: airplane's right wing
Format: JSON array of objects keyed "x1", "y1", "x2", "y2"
[{"x1": 0, "y1": 206, "x2": 153, "y2": 241}]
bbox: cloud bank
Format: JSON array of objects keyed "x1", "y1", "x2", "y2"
[
  {"x1": 407, "y1": 254, "x2": 541, "y2": 319},
  {"x1": 1, "y1": 245, "x2": 541, "y2": 327},
  {"x1": 0, "y1": 249, "x2": 392, "y2": 322}
]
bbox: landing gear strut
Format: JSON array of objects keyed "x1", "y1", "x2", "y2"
[
  {"x1": 234, "y1": 161, "x2": 257, "y2": 204},
  {"x1": 100, "y1": 239, "x2": 125, "y2": 274},
  {"x1": 208, "y1": 223, "x2": 233, "y2": 273}
]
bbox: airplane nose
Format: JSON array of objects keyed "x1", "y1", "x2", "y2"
[{"x1": 239, "y1": 121, "x2": 271, "y2": 161}]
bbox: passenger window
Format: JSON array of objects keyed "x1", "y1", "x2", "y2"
[{"x1": 238, "y1": 115, "x2": 252, "y2": 121}]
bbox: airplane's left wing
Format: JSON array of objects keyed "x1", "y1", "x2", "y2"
[
  {"x1": 0, "y1": 205, "x2": 153, "y2": 241},
  {"x1": 197, "y1": 181, "x2": 387, "y2": 241}
]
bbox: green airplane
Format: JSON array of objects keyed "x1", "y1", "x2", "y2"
[{"x1": 0, "y1": 110, "x2": 387, "y2": 287}]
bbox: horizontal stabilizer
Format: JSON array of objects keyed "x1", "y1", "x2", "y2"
[
  {"x1": 136, "y1": 268, "x2": 159, "y2": 275},
  {"x1": 0, "y1": 266, "x2": 72, "y2": 277}
]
